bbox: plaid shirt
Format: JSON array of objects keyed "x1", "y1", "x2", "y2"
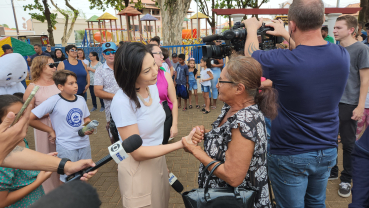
[{"x1": 94, "y1": 62, "x2": 119, "y2": 122}]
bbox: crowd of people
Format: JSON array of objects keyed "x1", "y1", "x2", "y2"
[{"x1": 1, "y1": 0, "x2": 369, "y2": 207}]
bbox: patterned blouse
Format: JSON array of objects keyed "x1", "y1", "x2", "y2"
[
  {"x1": 198, "y1": 104, "x2": 271, "y2": 208},
  {"x1": 0, "y1": 139, "x2": 45, "y2": 207}
]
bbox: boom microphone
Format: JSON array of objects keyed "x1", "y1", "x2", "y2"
[
  {"x1": 169, "y1": 173, "x2": 184, "y2": 193},
  {"x1": 66, "y1": 134, "x2": 143, "y2": 182}
]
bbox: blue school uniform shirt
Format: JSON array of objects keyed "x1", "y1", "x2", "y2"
[
  {"x1": 175, "y1": 64, "x2": 189, "y2": 85},
  {"x1": 252, "y1": 43, "x2": 350, "y2": 155}
]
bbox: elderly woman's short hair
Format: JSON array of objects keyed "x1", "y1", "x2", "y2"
[{"x1": 226, "y1": 55, "x2": 278, "y2": 119}]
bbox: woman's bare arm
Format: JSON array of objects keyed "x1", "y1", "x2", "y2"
[{"x1": 184, "y1": 127, "x2": 254, "y2": 187}]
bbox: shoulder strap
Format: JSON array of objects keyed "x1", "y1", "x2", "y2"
[{"x1": 50, "y1": 96, "x2": 63, "y2": 114}]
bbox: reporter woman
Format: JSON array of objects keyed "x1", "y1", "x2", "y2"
[{"x1": 110, "y1": 42, "x2": 192, "y2": 207}]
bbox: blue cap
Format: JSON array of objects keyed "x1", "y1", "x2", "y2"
[{"x1": 102, "y1": 42, "x2": 117, "y2": 52}]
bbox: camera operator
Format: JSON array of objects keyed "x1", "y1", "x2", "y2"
[{"x1": 243, "y1": 0, "x2": 350, "y2": 207}]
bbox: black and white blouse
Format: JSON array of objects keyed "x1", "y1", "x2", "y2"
[{"x1": 198, "y1": 104, "x2": 271, "y2": 208}]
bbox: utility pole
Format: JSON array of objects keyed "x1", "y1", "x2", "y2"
[
  {"x1": 336, "y1": 0, "x2": 340, "y2": 7},
  {"x1": 11, "y1": 0, "x2": 20, "y2": 35}
]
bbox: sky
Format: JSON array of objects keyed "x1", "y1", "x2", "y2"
[{"x1": 0, "y1": 0, "x2": 360, "y2": 29}]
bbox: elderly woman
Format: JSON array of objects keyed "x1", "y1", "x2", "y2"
[{"x1": 183, "y1": 56, "x2": 278, "y2": 208}]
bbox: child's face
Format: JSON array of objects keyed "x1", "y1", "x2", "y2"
[
  {"x1": 189, "y1": 61, "x2": 195, "y2": 68},
  {"x1": 178, "y1": 58, "x2": 185, "y2": 65},
  {"x1": 58, "y1": 75, "x2": 78, "y2": 95},
  {"x1": 1, "y1": 102, "x2": 22, "y2": 123},
  {"x1": 200, "y1": 59, "x2": 205, "y2": 67}
]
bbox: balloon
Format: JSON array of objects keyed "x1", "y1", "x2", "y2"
[
  {"x1": 93, "y1": 31, "x2": 112, "y2": 42},
  {"x1": 182, "y1": 29, "x2": 197, "y2": 39}
]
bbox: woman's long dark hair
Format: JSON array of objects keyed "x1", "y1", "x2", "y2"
[
  {"x1": 90, "y1": 52, "x2": 99, "y2": 61},
  {"x1": 226, "y1": 55, "x2": 278, "y2": 119},
  {"x1": 114, "y1": 42, "x2": 152, "y2": 109},
  {"x1": 54, "y1": 49, "x2": 65, "y2": 59}
]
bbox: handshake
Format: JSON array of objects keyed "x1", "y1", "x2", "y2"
[{"x1": 181, "y1": 125, "x2": 206, "y2": 154}]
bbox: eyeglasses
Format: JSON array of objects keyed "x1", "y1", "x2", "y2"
[
  {"x1": 152, "y1": 51, "x2": 163, "y2": 56},
  {"x1": 48, "y1": 63, "x2": 57, "y2": 68},
  {"x1": 218, "y1": 78, "x2": 234, "y2": 84},
  {"x1": 47, "y1": 46, "x2": 51, "y2": 47},
  {"x1": 103, "y1": 50, "x2": 116, "y2": 55},
  {"x1": 216, "y1": 41, "x2": 222, "y2": 42},
  {"x1": 69, "y1": 49, "x2": 77, "y2": 52}
]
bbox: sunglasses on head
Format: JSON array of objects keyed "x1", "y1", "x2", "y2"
[
  {"x1": 103, "y1": 50, "x2": 116, "y2": 55},
  {"x1": 69, "y1": 49, "x2": 77, "y2": 52},
  {"x1": 48, "y1": 63, "x2": 57, "y2": 68}
]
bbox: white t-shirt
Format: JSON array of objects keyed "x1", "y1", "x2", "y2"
[
  {"x1": 200, "y1": 68, "x2": 213, "y2": 87},
  {"x1": 32, "y1": 94, "x2": 90, "y2": 150},
  {"x1": 366, "y1": 91, "x2": 369, "y2": 108},
  {"x1": 162, "y1": 62, "x2": 171, "y2": 75},
  {"x1": 82, "y1": 59, "x2": 89, "y2": 66},
  {"x1": 110, "y1": 85, "x2": 165, "y2": 146}
]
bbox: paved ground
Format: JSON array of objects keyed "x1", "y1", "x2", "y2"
[{"x1": 26, "y1": 95, "x2": 351, "y2": 208}]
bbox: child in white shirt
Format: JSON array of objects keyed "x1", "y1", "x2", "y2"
[
  {"x1": 200, "y1": 58, "x2": 214, "y2": 114},
  {"x1": 30, "y1": 70, "x2": 94, "y2": 183}
]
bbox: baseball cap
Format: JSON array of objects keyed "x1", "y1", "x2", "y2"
[
  {"x1": 2, "y1": 44, "x2": 12, "y2": 52},
  {"x1": 102, "y1": 42, "x2": 117, "y2": 52},
  {"x1": 172, "y1": 53, "x2": 177, "y2": 58}
]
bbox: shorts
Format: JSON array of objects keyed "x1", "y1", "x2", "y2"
[
  {"x1": 56, "y1": 144, "x2": 92, "y2": 182},
  {"x1": 201, "y1": 85, "x2": 210, "y2": 93},
  {"x1": 189, "y1": 80, "x2": 198, "y2": 91},
  {"x1": 176, "y1": 84, "x2": 189, "y2": 99}
]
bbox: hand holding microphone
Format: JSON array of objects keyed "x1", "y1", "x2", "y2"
[{"x1": 66, "y1": 134, "x2": 143, "y2": 182}]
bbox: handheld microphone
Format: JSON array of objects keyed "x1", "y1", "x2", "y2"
[
  {"x1": 66, "y1": 134, "x2": 143, "y2": 182},
  {"x1": 169, "y1": 173, "x2": 184, "y2": 193},
  {"x1": 78, "y1": 120, "x2": 99, "y2": 137}
]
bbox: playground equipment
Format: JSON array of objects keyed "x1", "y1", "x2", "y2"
[
  {"x1": 97, "y1": 12, "x2": 118, "y2": 43},
  {"x1": 93, "y1": 31, "x2": 112, "y2": 42},
  {"x1": 117, "y1": 6, "x2": 143, "y2": 42},
  {"x1": 182, "y1": 29, "x2": 197, "y2": 39},
  {"x1": 140, "y1": 13, "x2": 159, "y2": 40},
  {"x1": 189, "y1": 12, "x2": 209, "y2": 41}
]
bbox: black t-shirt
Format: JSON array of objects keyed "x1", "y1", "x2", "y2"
[
  {"x1": 44, "y1": 50, "x2": 55, "y2": 59},
  {"x1": 361, "y1": 33, "x2": 367, "y2": 40},
  {"x1": 30, "y1": 52, "x2": 51, "y2": 61}
]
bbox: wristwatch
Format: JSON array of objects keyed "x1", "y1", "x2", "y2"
[{"x1": 57, "y1": 158, "x2": 71, "y2": 175}]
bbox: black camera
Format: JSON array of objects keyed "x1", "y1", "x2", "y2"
[{"x1": 202, "y1": 23, "x2": 284, "y2": 59}]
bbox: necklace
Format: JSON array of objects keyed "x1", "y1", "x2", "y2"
[{"x1": 137, "y1": 87, "x2": 152, "y2": 106}]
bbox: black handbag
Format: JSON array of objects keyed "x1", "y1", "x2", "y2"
[{"x1": 182, "y1": 161, "x2": 257, "y2": 208}]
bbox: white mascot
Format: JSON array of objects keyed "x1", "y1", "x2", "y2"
[{"x1": 0, "y1": 53, "x2": 28, "y2": 95}]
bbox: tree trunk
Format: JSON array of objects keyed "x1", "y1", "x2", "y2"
[
  {"x1": 228, "y1": 16, "x2": 231, "y2": 28},
  {"x1": 359, "y1": 0, "x2": 369, "y2": 22},
  {"x1": 157, "y1": 0, "x2": 191, "y2": 45},
  {"x1": 211, "y1": 0, "x2": 216, "y2": 34},
  {"x1": 42, "y1": 0, "x2": 55, "y2": 46}
]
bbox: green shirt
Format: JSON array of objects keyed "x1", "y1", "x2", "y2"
[
  {"x1": 0, "y1": 139, "x2": 45, "y2": 207},
  {"x1": 324, "y1": 35, "x2": 335, "y2": 43}
]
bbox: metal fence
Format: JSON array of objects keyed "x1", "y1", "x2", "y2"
[{"x1": 43, "y1": 44, "x2": 205, "y2": 64}]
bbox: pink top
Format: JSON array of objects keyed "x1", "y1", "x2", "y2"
[{"x1": 157, "y1": 69, "x2": 173, "y2": 110}]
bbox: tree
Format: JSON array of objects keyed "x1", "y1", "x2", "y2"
[
  {"x1": 50, "y1": 0, "x2": 80, "y2": 46},
  {"x1": 24, "y1": 0, "x2": 57, "y2": 45},
  {"x1": 359, "y1": 0, "x2": 369, "y2": 23},
  {"x1": 157, "y1": 0, "x2": 192, "y2": 45},
  {"x1": 196, "y1": 0, "x2": 217, "y2": 34},
  {"x1": 0, "y1": 24, "x2": 10, "y2": 28}
]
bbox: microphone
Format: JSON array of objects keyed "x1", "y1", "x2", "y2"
[
  {"x1": 202, "y1": 34, "x2": 220, "y2": 43},
  {"x1": 169, "y1": 173, "x2": 184, "y2": 193},
  {"x1": 66, "y1": 134, "x2": 143, "y2": 182}
]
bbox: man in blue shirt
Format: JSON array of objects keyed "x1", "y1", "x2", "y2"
[{"x1": 243, "y1": 0, "x2": 349, "y2": 207}]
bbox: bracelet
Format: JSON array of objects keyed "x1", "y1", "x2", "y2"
[{"x1": 57, "y1": 158, "x2": 71, "y2": 175}]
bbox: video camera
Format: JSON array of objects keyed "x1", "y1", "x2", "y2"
[{"x1": 202, "y1": 22, "x2": 284, "y2": 59}]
